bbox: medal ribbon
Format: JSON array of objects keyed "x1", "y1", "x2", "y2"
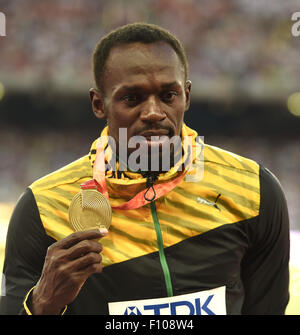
[{"x1": 81, "y1": 136, "x2": 192, "y2": 210}]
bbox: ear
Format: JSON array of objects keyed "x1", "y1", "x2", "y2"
[
  {"x1": 89, "y1": 88, "x2": 107, "y2": 120},
  {"x1": 184, "y1": 80, "x2": 192, "y2": 112}
]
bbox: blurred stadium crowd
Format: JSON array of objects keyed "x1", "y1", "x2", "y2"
[{"x1": 1, "y1": 0, "x2": 300, "y2": 99}]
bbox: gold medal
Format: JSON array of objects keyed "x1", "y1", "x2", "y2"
[{"x1": 69, "y1": 189, "x2": 112, "y2": 232}]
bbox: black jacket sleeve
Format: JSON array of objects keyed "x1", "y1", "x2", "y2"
[
  {"x1": 0, "y1": 188, "x2": 56, "y2": 315},
  {"x1": 241, "y1": 165, "x2": 290, "y2": 314}
]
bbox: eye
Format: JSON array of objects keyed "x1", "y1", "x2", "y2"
[
  {"x1": 161, "y1": 91, "x2": 178, "y2": 103},
  {"x1": 122, "y1": 94, "x2": 139, "y2": 104}
]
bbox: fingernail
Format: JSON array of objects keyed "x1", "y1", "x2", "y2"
[{"x1": 99, "y1": 228, "x2": 108, "y2": 236}]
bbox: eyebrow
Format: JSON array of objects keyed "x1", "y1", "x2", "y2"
[
  {"x1": 117, "y1": 81, "x2": 181, "y2": 93},
  {"x1": 161, "y1": 81, "x2": 181, "y2": 89}
]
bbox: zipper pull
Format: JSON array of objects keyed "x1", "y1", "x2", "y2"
[{"x1": 143, "y1": 172, "x2": 159, "y2": 202}]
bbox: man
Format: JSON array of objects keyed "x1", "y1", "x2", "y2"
[{"x1": 0, "y1": 23, "x2": 289, "y2": 315}]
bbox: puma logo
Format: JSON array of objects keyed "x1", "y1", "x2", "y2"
[{"x1": 196, "y1": 194, "x2": 221, "y2": 211}]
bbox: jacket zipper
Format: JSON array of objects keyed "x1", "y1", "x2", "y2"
[
  {"x1": 150, "y1": 200, "x2": 173, "y2": 297},
  {"x1": 143, "y1": 172, "x2": 173, "y2": 297}
]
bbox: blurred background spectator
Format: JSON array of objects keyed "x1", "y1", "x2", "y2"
[
  {"x1": 1, "y1": 0, "x2": 300, "y2": 100},
  {"x1": 0, "y1": 0, "x2": 299, "y2": 313}
]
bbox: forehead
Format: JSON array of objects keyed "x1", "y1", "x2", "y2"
[{"x1": 102, "y1": 42, "x2": 185, "y2": 93}]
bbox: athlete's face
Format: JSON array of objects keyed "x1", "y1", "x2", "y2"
[{"x1": 90, "y1": 41, "x2": 191, "y2": 157}]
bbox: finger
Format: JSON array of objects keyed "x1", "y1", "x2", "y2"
[
  {"x1": 58, "y1": 228, "x2": 108, "y2": 249},
  {"x1": 77, "y1": 260, "x2": 103, "y2": 278},
  {"x1": 76, "y1": 252, "x2": 102, "y2": 271},
  {"x1": 53, "y1": 260, "x2": 103, "y2": 296},
  {"x1": 60, "y1": 251, "x2": 102, "y2": 274},
  {"x1": 67, "y1": 262, "x2": 103, "y2": 288},
  {"x1": 67, "y1": 240, "x2": 103, "y2": 260}
]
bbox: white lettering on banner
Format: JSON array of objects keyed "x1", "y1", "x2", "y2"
[{"x1": 108, "y1": 286, "x2": 226, "y2": 315}]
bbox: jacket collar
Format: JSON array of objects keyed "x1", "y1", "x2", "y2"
[{"x1": 88, "y1": 123, "x2": 201, "y2": 187}]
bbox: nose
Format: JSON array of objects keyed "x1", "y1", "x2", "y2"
[{"x1": 140, "y1": 95, "x2": 166, "y2": 123}]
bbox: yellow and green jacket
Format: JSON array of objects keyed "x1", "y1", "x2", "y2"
[{"x1": 0, "y1": 124, "x2": 290, "y2": 315}]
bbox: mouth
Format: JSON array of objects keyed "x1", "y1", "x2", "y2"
[{"x1": 138, "y1": 128, "x2": 171, "y2": 139}]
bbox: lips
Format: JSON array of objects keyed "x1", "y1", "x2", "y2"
[{"x1": 138, "y1": 129, "x2": 170, "y2": 138}]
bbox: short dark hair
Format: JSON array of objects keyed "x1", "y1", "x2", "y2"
[{"x1": 92, "y1": 22, "x2": 188, "y2": 92}]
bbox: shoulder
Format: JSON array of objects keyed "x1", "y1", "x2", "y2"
[
  {"x1": 203, "y1": 143, "x2": 286, "y2": 210},
  {"x1": 30, "y1": 155, "x2": 92, "y2": 193},
  {"x1": 204, "y1": 143, "x2": 259, "y2": 176},
  {"x1": 259, "y1": 164, "x2": 288, "y2": 215},
  {"x1": 29, "y1": 155, "x2": 93, "y2": 241},
  {"x1": 202, "y1": 144, "x2": 261, "y2": 214},
  {"x1": 183, "y1": 141, "x2": 262, "y2": 223}
]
